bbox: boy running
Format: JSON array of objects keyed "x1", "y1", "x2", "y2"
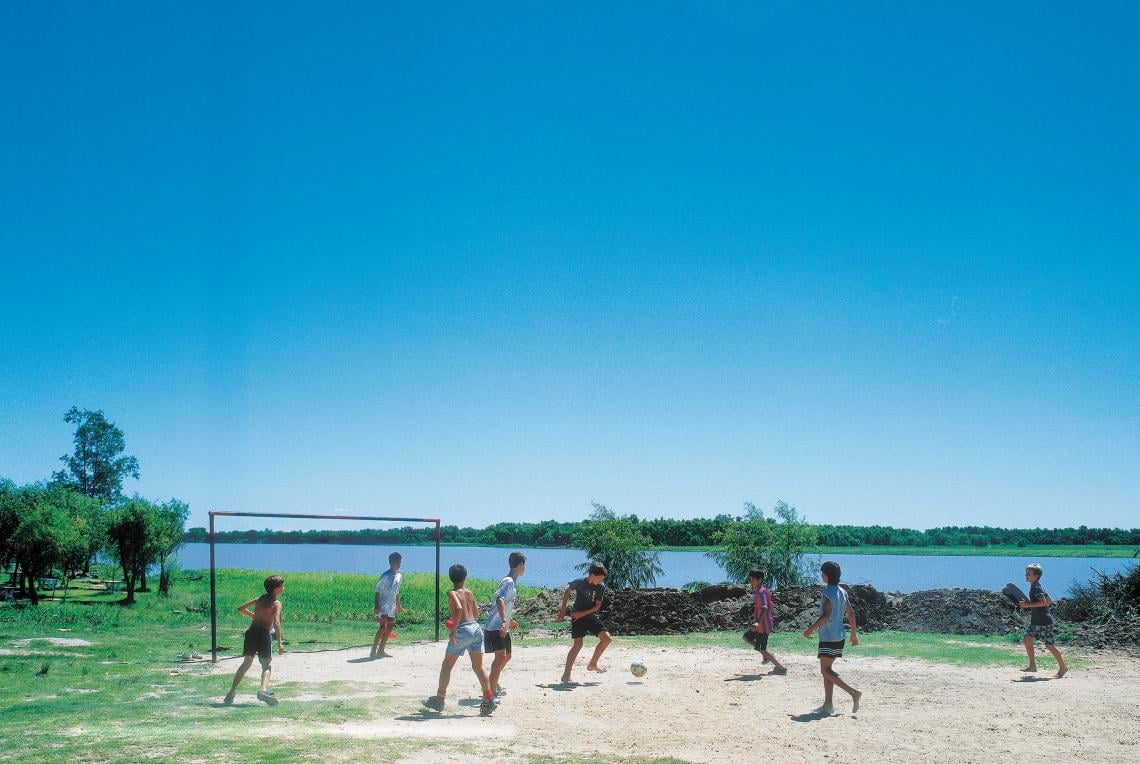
[
  {"x1": 223, "y1": 575, "x2": 286, "y2": 706},
  {"x1": 743, "y1": 569, "x2": 785, "y2": 674},
  {"x1": 485, "y1": 551, "x2": 526, "y2": 698},
  {"x1": 1020, "y1": 563, "x2": 1068, "y2": 678},
  {"x1": 803, "y1": 561, "x2": 861, "y2": 715},
  {"x1": 557, "y1": 562, "x2": 611, "y2": 683},
  {"x1": 371, "y1": 552, "x2": 403, "y2": 659},
  {"x1": 422, "y1": 564, "x2": 497, "y2": 715}
]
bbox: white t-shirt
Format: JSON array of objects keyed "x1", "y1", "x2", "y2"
[
  {"x1": 484, "y1": 575, "x2": 517, "y2": 632},
  {"x1": 375, "y1": 569, "x2": 402, "y2": 615}
]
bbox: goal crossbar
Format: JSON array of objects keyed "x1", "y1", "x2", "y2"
[{"x1": 208, "y1": 510, "x2": 442, "y2": 663}]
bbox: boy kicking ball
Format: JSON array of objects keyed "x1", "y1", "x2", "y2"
[
  {"x1": 557, "y1": 562, "x2": 611, "y2": 683},
  {"x1": 223, "y1": 575, "x2": 286, "y2": 706},
  {"x1": 803, "y1": 561, "x2": 861, "y2": 715}
]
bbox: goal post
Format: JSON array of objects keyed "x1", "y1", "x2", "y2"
[{"x1": 208, "y1": 510, "x2": 442, "y2": 663}]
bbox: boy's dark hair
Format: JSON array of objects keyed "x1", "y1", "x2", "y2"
[
  {"x1": 509, "y1": 551, "x2": 527, "y2": 569},
  {"x1": 264, "y1": 575, "x2": 285, "y2": 594},
  {"x1": 389, "y1": 552, "x2": 402, "y2": 564},
  {"x1": 448, "y1": 563, "x2": 467, "y2": 586},
  {"x1": 588, "y1": 562, "x2": 608, "y2": 578},
  {"x1": 748, "y1": 569, "x2": 765, "y2": 582},
  {"x1": 821, "y1": 560, "x2": 841, "y2": 585}
]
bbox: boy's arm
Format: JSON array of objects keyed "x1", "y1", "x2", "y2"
[
  {"x1": 274, "y1": 602, "x2": 285, "y2": 653},
  {"x1": 845, "y1": 600, "x2": 859, "y2": 646},
  {"x1": 496, "y1": 596, "x2": 508, "y2": 635},
  {"x1": 237, "y1": 598, "x2": 258, "y2": 620},
  {"x1": 374, "y1": 590, "x2": 381, "y2": 613},
  {"x1": 396, "y1": 592, "x2": 403, "y2": 614},
  {"x1": 572, "y1": 599, "x2": 602, "y2": 619},
  {"x1": 556, "y1": 586, "x2": 572, "y2": 620},
  {"x1": 804, "y1": 599, "x2": 831, "y2": 637}
]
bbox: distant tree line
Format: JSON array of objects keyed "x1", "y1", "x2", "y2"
[
  {"x1": 1, "y1": 407, "x2": 189, "y2": 605},
  {"x1": 184, "y1": 517, "x2": 1140, "y2": 548}
]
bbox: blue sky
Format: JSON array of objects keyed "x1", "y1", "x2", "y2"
[{"x1": 2, "y1": 2, "x2": 1137, "y2": 532}]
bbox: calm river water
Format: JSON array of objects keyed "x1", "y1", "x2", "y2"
[{"x1": 176, "y1": 543, "x2": 1133, "y2": 594}]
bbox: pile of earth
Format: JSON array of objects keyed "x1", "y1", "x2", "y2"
[{"x1": 513, "y1": 583, "x2": 1031, "y2": 638}]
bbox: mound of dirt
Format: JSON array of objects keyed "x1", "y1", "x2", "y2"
[{"x1": 892, "y1": 588, "x2": 1023, "y2": 635}]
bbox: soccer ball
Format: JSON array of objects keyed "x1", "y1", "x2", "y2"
[{"x1": 630, "y1": 661, "x2": 648, "y2": 678}]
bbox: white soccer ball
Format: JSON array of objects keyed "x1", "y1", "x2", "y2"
[{"x1": 630, "y1": 661, "x2": 648, "y2": 678}]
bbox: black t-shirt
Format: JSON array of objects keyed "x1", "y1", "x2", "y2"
[
  {"x1": 569, "y1": 578, "x2": 605, "y2": 613},
  {"x1": 1028, "y1": 580, "x2": 1054, "y2": 626}
]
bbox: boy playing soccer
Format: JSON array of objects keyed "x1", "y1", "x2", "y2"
[
  {"x1": 371, "y1": 552, "x2": 403, "y2": 659},
  {"x1": 485, "y1": 551, "x2": 526, "y2": 698},
  {"x1": 557, "y1": 562, "x2": 611, "y2": 684},
  {"x1": 223, "y1": 575, "x2": 286, "y2": 706},
  {"x1": 1020, "y1": 563, "x2": 1068, "y2": 678},
  {"x1": 423, "y1": 564, "x2": 497, "y2": 715},
  {"x1": 803, "y1": 561, "x2": 861, "y2": 715},
  {"x1": 743, "y1": 569, "x2": 785, "y2": 674}
]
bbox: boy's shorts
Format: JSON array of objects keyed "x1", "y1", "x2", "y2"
[
  {"x1": 1024, "y1": 624, "x2": 1057, "y2": 645},
  {"x1": 571, "y1": 613, "x2": 607, "y2": 639},
  {"x1": 243, "y1": 625, "x2": 272, "y2": 661},
  {"x1": 817, "y1": 639, "x2": 845, "y2": 658},
  {"x1": 484, "y1": 630, "x2": 512, "y2": 655},
  {"x1": 376, "y1": 602, "x2": 397, "y2": 620},
  {"x1": 743, "y1": 628, "x2": 770, "y2": 651},
  {"x1": 446, "y1": 621, "x2": 484, "y2": 656}
]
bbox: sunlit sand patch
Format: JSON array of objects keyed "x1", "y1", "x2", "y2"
[{"x1": 10, "y1": 637, "x2": 95, "y2": 647}]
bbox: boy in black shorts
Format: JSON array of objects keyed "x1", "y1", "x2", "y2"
[
  {"x1": 557, "y1": 562, "x2": 611, "y2": 683},
  {"x1": 223, "y1": 575, "x2": 285, "y2": 706}
]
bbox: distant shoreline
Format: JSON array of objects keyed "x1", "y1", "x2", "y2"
[{"x1": 181, "y1": 539, "x2": 1138, "y2": 559}]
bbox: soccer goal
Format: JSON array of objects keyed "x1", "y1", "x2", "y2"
[{"x1": 207, "y1": 510, "x2": 442, "y2": 662}]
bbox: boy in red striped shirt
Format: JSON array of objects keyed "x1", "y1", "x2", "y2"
[{"x1": 743, "y1": 569, "x2": 785, "y2": 674}]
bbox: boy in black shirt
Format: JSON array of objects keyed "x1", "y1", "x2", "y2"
[
  {"x1": 1019, "y1": 563, "x2": 1067, "y2": 678},
  {"x1": 556, "y1": 562, "x2": 611, "y2": 683}
]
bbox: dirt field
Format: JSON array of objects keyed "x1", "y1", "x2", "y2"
[{"x1": 211, "y1": 641, "x2": 1140, "y2": 763}]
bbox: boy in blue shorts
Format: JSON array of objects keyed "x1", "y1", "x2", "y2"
[
  {"x1": 422, "y1": 564, "x2": 496, "y2": 715},
  {"x1": 803, "y1": 560, "x2": 861, "y2": 714},
  {"x1": 485, "y1": 551, "x2": 526, "y2": 697},
  {"x1": 557, "y1": 562, "x2": 611, "y2": 683},
  {"x1": 1020, "y1": 563, "x2": 1068, "y2": 678},
  {"x1": 371, "y1": 552, "x2": 403, "y2": 659}
]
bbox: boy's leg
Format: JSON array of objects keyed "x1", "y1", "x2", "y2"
[
  {"x1": 586, "y1": 630, "x2": 612, "y2": 672},
  {"x1": 762, "y1": 650, "x2": 785, "y2": 672},
  {"x1": 562, "y1": 637, "x2": 584, "y2": 683},
  {"x1": 1045, "y1": 644, "x2": 1067, "y2": 678},
  {"x1": 1021, "y1": 634, "x2": 1038, "y2": 671},
  {"x1": 818, "y1": 657, "x2": 835, "y2": 710},
  {"x1": 468, "y1": 651, "x2": 492, "y2": 696},
  {"x1": 225, "y1": 655, "x2": 255, "y2": 700},
  {"x1": 489, "y1": 648, "x2": 510, "y2": 690},
  {"x1": 820, "y1": 656, "x2": 860, "y2": 710},
  {"x1": 434, "y1": 653, "x2": 461, "y2": 698},
  {"x1": 258, "y1": 657, "x2": 272, "y2": 692},
  {"x1": 374, "y1": 617, "x2": 395, "y2": 658}
]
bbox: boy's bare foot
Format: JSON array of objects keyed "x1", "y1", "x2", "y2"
[
  {"x1": 1020, "y1": 666, "x2": 1037, "y2": 672},
  {"x1": 851, "y1": 690, "x2": 862, "y2": 713},
  {"x1": 1055, "y1": 666, "x2": 1068, "y2": 679},
  {"x1": 222, "y1": 692, "x2": 234, "y2": 705},
  {"x1": 814, "y1": 704, "x2": 834, "y2": 715},
  {"x1": 770, "y1": 666, "x2": 787, "y2": 675},
  {"x1": 377, "y1": 651, "x2": 393, "y2": 658},
  {"x1": 586, "y1": 664, "x2": 607, "y2": 673},
  {"x1": 559, "y1": 675, "x2": 575, "y2": 685}
]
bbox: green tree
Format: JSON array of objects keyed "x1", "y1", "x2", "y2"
[
  {"x1": 0, "y1": 479, "x2": 20, "y2": 578},
  {"x1": 53, "y1": 407, "x2": 140, "y2": 502},
  {"x1": 153, "y1": 498, "x2": 189, "y2": 595},
  {"x1": 707, "y1": 501, "x2": 817, "y2": 587},
  {"x1": 106, "y1": 499, "x2": 157, "y2": 604},
  {"x1": 571, "y1": 504, "x2": 663, "y2": 589},
  {"x1": 8, "y1": 486, "x2": 85, "y2": 604}
]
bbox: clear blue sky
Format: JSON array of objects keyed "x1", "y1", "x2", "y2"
[{"x1": 2, "y1": 3, "x2": 1137, "y2": 532}]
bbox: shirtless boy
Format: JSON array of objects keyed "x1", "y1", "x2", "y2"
[
  {"x1": 223, "y1": 575, "x2": 285, "y2": 706},
  {"x1": 422, "y1": 564, "x2": 497, "y2": 715}
]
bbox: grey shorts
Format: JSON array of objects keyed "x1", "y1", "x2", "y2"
[
  {"x1": 446, "y1": 621, "x2": 484, "y2": 656},
  {"x1": 1024, "y1": 624, "x2": 1056, "y2": 645}
]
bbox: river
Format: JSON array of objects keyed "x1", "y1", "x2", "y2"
[{"x1": 175, "y1": 543, "x2": 1133, "y2": 594}]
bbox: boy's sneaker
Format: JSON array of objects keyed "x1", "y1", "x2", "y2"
[
  {"x1": 479, "y1": 697, "x2": 498, "y2": 715},
  {"x1": 422, "y1": 696, "x2": 445, "y2": 713},
  {"x1": 256, "y1": 690, "x2": 278, "y2": 706},
  {"x1": 492, "y1": 685, "x2": 506, "y2": 697}
]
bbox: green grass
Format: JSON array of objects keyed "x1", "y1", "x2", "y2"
[{"x1": 651, "y1": 544, "x2": 1139, "y2": 557}]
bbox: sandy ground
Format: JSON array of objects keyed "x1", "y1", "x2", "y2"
[{"x1": 211, "y1": 641, "x2": 1140, "y2": 763}]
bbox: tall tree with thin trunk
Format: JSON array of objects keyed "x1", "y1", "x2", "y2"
[{"x1": 53, "y1": 407, "x2": 140, "y2": 503}]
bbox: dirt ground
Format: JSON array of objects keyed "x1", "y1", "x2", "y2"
[{"x1": 211, "y1": 641, "x2": 1140, "y2": 763}]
